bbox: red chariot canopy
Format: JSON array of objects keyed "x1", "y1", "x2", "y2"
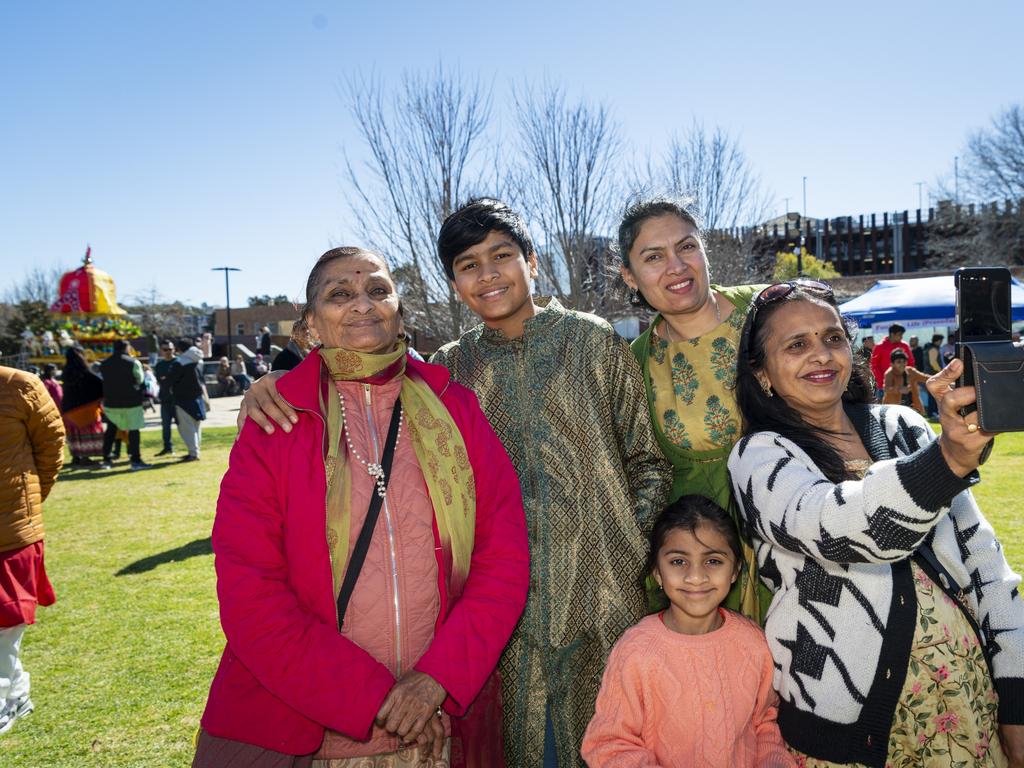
[{"x1": 49, "y1": 247, "x2": 127, "y2": 316}]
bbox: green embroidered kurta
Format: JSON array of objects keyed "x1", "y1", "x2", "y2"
[
  {"x1": 630, "y1": 284, "x2": 772, "y2": 621},
  {"x1": 431, "y1": 297, "x2": 672, "y2": 768}
]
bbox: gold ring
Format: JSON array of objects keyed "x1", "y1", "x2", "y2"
[{"x1": 967, "y1": 423, "x2": 979, "y2": 433}]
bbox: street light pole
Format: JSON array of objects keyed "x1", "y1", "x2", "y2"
[
  {"x1": 798, "y1": 177, "x2": 808, "y2": 276},
  {"x1": 211, "y1": 267, "x2": 241, "y2": 358},
  {"x1": 954, "y1": 156, "x2": 959, "y2": 204}
]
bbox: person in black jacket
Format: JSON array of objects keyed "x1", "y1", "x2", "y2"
[
  {"x1": 167, "y1": 346, "x2": 207, "y2": 462},
  {"x1": 98, "y1": 341, "x2": 150, "y2": 470},
  {"x1": 153, "y1": 340, "x2": 178, "y2": 455}
]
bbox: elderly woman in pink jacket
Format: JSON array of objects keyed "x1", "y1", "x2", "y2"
[{"x1": 193, "y1": 247, "x2": 529, "y2": 768}]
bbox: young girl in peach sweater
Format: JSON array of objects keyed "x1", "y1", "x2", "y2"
[{"x1": 581, "y1": 495, "x2": 794, "y2": 767}]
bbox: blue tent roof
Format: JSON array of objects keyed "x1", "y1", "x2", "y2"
[{"x1": 838, "y1": 274, "x2": 1024, "y2": 330}]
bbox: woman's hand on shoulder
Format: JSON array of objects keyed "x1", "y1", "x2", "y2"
[
  {"x1": 926, "y1": 358, "x2": 997, "y2": 477},
  {"x1": 236, "y1": 370, "x2": 295, "y2": 435}
]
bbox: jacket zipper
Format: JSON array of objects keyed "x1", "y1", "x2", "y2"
[
  {"x1": 364, "y1": 383, "x2": 403, "y2": 675},
  {"x1": 277, "y1": 393, "x2": 339, "y2": 631}
]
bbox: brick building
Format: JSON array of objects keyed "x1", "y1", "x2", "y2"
[{"x1": 212, "y1": 303, "x2": 299, "y2": 354}]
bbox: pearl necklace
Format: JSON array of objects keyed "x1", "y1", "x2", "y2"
[{"x1": 337, "y1": 392, "x2": 403, "y2": 498}]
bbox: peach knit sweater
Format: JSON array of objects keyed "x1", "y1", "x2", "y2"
[{"x1": 582, "y1": 609, "x2": 795, "y2": 768}]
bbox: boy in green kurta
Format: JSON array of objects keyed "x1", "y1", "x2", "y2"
[{"x1": 432, "y1": 198, "x2": 671, "y2": 768}]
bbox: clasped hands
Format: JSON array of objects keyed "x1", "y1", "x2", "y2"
[{"x1": 375, "y1": 670, "x2": 447, "y2": 759}]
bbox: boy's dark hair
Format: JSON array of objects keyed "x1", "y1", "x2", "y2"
[
  {"x1": 646, "y1": 495, "x2": 742, "y2": 575},
  {"x1": 436, "y1": 198, "x2": 535, "y2": 280},
  {"x1": 735, "y1": 285, "x2": 874, "y2": 484}
]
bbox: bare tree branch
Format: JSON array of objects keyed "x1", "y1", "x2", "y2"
[
  {"x1": 653, "y1": 120, "x2": 772, "y2": 231},
  {"x1": 936, "y1": 103, "x2": 1024, "y2": 204},
  {"x1": 341, "y1": 65, "x2": 494, "y2": 339},
  {"x1": 513, "y1": 83, "x2": 623, "y2": 313}
]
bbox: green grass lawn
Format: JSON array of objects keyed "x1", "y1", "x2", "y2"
[{"x1": 6, "y1": 426, "x2": 1024, "y2": 766}]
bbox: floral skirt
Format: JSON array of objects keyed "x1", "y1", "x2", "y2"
[
  {"x1": 65, "y1": 418, "x2": 105, "y2": 458},
  {"x1": 792, "y1": 562, "x2": 1005, "y2": 767}
]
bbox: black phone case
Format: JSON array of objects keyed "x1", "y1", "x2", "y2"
[{"x1": 961, "y1": 340, "x2": 1024, "y2": 432}]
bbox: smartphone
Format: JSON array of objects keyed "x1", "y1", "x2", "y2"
[{"x1": 955, "y1": 267, "x2": 1012, "y2": 405}]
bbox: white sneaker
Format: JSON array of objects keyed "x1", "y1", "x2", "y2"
[{"x1": 0, "y1": 696, "x2": 33, "y2": 734}]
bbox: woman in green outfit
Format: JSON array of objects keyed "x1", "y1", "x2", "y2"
[{"x1": 617, "y1": 196, "x2": 769, "y2": 620}]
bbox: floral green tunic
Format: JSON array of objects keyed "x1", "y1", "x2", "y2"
[
  {"x1": 646, "y1": 297, "x2": 745, "y2": 453},
  {"x1": 631, "y1": 284, "x2": 771, "y2": 621}
]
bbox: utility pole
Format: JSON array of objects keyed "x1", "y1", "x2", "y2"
[
  {"x1": 954, "y1": 156, "x2": 960, "y2": 204},
  {"x1": 915, "y1": 182, "x2": 925, "y2": 211},
  {"x1": 783, "y1": 197, "x2": 791, "y2": 216},
  {"x1": 211, "y1": 267, "x2": 241, "y2": 358},
  {"x1": 798, "y1": 177, "x2": 808, "y2": 276}
]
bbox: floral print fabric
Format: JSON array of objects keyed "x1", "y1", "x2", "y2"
[
  {"x1": 791, "y1": 562, "x2": 1006, "y2": 767},
  {"x1": 647, "y1": 304, "x2": 744, "y2": 452}
]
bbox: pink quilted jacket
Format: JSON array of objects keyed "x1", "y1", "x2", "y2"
[{"x1": 199, "y1": 353, "x2": 529, "y2": 756}]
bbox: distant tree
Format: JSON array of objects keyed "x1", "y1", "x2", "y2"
[
  {"x1": 125, "y1": 287, "x2": 213, "y2": 341},
  {"x1": 247, "y1": 294, "x2": 290, "y2": 306},
  {"x1": 705, "y1": 230, "x2": 771, "y2": 286},
  {"x1": 512, "y1": 84, "x2": 622, "y2": 314},
  {"x1": 772, "y1": 248, "x2": 840, "y2": 281},
  {"x1": 343, "y1": 65, "x2": 493, "y2": 340},
  {"x1": 936, "y1": 104, "x2": 1024, "y2": 205},
  {"x1": 0, "y1": 301, "x2": 51, "y2": 357},
  {"x1": 952, "y1": 104, "x2": 1024, "y2": 202},
  {"x1": 0, "y1": 265, "x2": 69, "y2": 357},
  {"x1": 641, "y1": 121, "x2": 772, "y2": 231},
  {"x1": 3, "y1": 265, "x2": 67, "y2": 305}
]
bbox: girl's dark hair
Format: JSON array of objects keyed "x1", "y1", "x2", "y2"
[
  {"x1": 646, "y1": 495, "x2": 743, "y2": 574},
  {"x1": 293, "y1": 246, "x2": 389, "y2": 345},
  {"x1": 42, "y1": 363, "x2": 57, "y2": 379},
  {"x1": 615, "y1": 195, "x2": 705, "y2": 310},
  {"x1": 735, "y1": 287, "x2": 874, "y2": 483},
  {"x1": 437, "y1": 198, "x2": 535, "y2": 280}
]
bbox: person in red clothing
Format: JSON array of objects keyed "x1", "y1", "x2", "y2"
[
  {"x1": 869, "y1": 323, "x2": 912, "y2": 398},
  {"x1": 0, "y1": 366, "x2": 64, "y2": 735},
  {"x1": 193, "y1": 247, "x2": 529, "y2": 768}
]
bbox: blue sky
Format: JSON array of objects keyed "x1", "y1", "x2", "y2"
[{"x1": 2, "y1": 1, "x2": 1022, "y2": 307}]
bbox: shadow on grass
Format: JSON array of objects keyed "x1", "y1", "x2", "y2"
[
  {"x1": 116, "y1": 537, "x2": 213, "y2": 576},
  {"x1": 57, "y1": 461, "x2": 186, "y2": 482}
]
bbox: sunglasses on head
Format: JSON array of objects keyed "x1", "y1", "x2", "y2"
[{"x1": 752, "y1": 279, "x2": 834, "y2": 312}]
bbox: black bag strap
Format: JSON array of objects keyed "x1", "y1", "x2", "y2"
[{"x1": 336, "y1": 399, "x2": 403, "y2": 630}]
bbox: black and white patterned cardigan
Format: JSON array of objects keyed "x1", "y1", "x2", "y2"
[{"x1": 728, "y1": 402, "x2": 1024, "y2": 767}]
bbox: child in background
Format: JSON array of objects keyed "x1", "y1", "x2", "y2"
[{"x1": 581, "y1": 496, "x2": 793, "y2": 768}]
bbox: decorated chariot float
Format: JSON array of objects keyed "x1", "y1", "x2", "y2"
[{"x1": 22, "y1": 247, "x2": 142, "y2": 365}]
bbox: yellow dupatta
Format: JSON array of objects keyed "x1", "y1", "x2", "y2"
[{"x1": 318, "y1": 344, "x2": 476, "y2": 599}]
